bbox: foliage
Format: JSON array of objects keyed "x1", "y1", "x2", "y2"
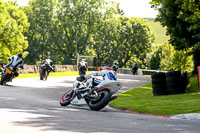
[
  {"x1": 23, "y1": 0, "x2": 57, "y2": 64},
  {"x1": 0, "y1": 0, "x2": 29, "y2": 63},
  {"x1": 145, "y1": 18, "x2": 169, "y2": 44},
  {"x1": 93, "y1": 16, "x2": 155, "y2": 68},
  {"x1": 110, "y1": 82, "x2": 200, "y2": 116},
  {"x1": 54, "y1": 0, "x2": 114, "y2": 64},
  {"x1": 23, "y1": 0, "x2": 122, "y2": 65},
  {"x1": 150, "y1": 0, "x2": 200, "y2": 72},
  {"x1": 187, "y1": 75, "x2": 199, "y2": 93},
  {"x1": 145, "y1": 44, "x2": 162, "y2": 70},
  {"x1": 146, "y1": 43, "x2": 194, "y2": 72},
  {"x1": 22, "y1": 0, "x2": 155, "y2": 67}
]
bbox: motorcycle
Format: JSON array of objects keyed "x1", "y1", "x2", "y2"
[
  {"x1": 131, "y1": 67, "x2": 138, "y2": 75},
  {"x1": 39, "y1": 64, "x2": 54, "y2": 80},
  {"x1": 60, "y1": 76, "x2": 122, "y2": 111},
  {"x1": 0, "y1": 64, "x2": 25, "y2": 85}
]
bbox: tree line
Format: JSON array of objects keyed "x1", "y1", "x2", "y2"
[
  {"x1": 0, "y1": 0, "x2": 199, "y2": 73},
  {"x1": 150, "y1": 0, "x2": 200, "y2": 72},
  {"x1": 0, "y1": 0, "x2": 154, "y2": 68}
]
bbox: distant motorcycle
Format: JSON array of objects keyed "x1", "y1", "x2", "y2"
[
  {"x1": 60, "y1": 76, "x2": 122, "y2": 111},
  {"x1": 0, "y1": 64, "x2": 25, "y2": 85},
  {"x1": 131, "y1": 62, "x2": 138, "y2": 75},
  {"x1": 39, "y1": 64, "x2": 54, "y2": 80}
]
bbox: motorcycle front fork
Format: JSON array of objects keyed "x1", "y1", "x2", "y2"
[{"x1": 75, "y1": 87, "x2": 99, "y2": 99}]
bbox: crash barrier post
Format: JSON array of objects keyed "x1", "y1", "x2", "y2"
[{"x1": 151, "y1": 71, "x2": 188, "y2": 96}]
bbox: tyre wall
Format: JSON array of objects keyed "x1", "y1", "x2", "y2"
[
  {"x1": 151, "y1": 71, "x2": 188, "y2": 96},
  {"x1": 151, "y1": 72, "x2": 167, "y2": 96}
]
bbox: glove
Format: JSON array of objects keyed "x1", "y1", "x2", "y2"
[{"x1": 87, "y1": 75, "x2": 94, "y2": 79}]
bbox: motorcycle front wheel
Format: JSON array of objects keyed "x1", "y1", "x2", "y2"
[
  {"x1": 44, "y1": 70, "x2": 48, "y2": 80},
  {"x1": 60, "y1": 90, "x2": 74, "y2": 106},
  {"x1": 87, "y1": 90, "x2": 111, "y2": 111},
  {"x1": 40, "y1": 69, "x2": 44, "y2": 80},
  {"x1": 0, "y1": 74, "x2": 8, "y2": 85}
]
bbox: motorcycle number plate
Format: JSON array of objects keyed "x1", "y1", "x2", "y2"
[{"x1": 6, "y1": 69, "x2": 12, "y2": 74}]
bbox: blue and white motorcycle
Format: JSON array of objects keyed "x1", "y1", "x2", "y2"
[{"x1": 60, "y1": 73, "x2": 122, "y2": 111}]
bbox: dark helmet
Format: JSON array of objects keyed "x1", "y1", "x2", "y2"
[
  {"x1": 112, "y1": 65, "x2": 118, "y2": 72},
  {"x1": 17, "y1": 53, "x2": 22, "y2": 58},
  {"x1": 113, "y1": 60, "x2": 119, "y2": 65}
]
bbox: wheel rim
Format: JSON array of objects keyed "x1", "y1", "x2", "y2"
[
  {"x1": 61, "y1": 91, "x2": 72, "y2": 103},
  {"x1": 90, "y1": 91, "x2": 106, "y2": 104}
]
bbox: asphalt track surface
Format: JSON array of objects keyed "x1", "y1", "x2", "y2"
[{"x1": 0, "y1": 74, "x2": 200, "y2": 133}]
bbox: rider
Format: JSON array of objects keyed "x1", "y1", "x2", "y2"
[
  {"x1": 2, "y1": 53, "x2": 24, "y2": 78},
  {"x1": 132, "y1": 61, "x2": 138, "y2": 75},
  {"x1": 78, "y1": 59, "x2": 88, "y2": 79},
  {"x1": 42, "y1": 56, "x2": 54, "y2": 73},
  {"x1": 85, "y1": 66, "x2": 117, "y2": 83},
  {"x1": 76, "y1": 66, "x2": 117, "y2": 100},
  {"x1": 112, "y1": 60, "x2": 119, "y2": 72}
]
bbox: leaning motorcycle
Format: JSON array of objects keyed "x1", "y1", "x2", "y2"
[
  {"x1": 60, "y1": 76, "x2": 122, "y2": 111},
  {"x1": 40, "y1": 64, "x2": 54, "y2": 80},
  {"x1": 0, "y1": 65, "x2": 24, "y2": 85}
]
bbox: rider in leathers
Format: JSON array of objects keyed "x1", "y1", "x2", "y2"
[
  {"x1": 85, "y1": 66, "x2": 117, "y2": 84},
  {"x1": 77, "y1": 66, "x2": 117, "y2": 100},
  {"x1": 2, "y1": 53, "x2": 24, "y2": 78},
  {"x1": 78, "y1": 59, "x2": 88, "y2": 80},
  {"x1": 42, "y1": 56, "x2": 54, "y2": 72}
]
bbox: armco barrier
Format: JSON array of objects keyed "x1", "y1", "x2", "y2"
[
  {"x1": 17, "y1": 65, "x2": 78, "y2": 74},
  {"x1": 118, "y1": 68, "x2": 165, "y2": 76},
  {"x1": 0, "y1": 64, "x2": 163, "y2": 75},
  {"x1": 18, "y1": 65, "x2": 97, "y2": 74}
]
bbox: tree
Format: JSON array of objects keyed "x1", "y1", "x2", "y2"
[
  {"x1": 23, "y1": 0, "x2": 56, "y2": 64},
  {"x1": 23, "y1": 0, "x2": 155, "y2": 67},
  {"x1": 145, "y1": 43, "x2": 194, "y2": 72},
  {"x1": 24, "y1": 0, "x2": 120, "y2": 64},
  {"x1": 93, "y1": 16, "x2": 154, "y2": 67},
  {"x1": 54, "y1": 0, "x2": 116, "y2": 64},
  {"x1": 0, "y1": 0, "x2": 29, "y2": 63},
  {"x1": 150, "y1": 0, "x2": 200, "y2": 72},
  {"x1": 145, "y1": 44, "x2": 162, "y2": 70}
]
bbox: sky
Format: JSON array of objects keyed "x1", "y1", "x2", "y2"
[{"x1": 4, "y1": 0, "x2": 158, "y2": 18}]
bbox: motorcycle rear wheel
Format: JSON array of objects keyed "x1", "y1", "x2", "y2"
[
  {"x1": 60, "y1": 90, "x2": 74, "y2": 106},
  {"x1": 88, "y1": 90, "x2": 111, "y2": 111}
]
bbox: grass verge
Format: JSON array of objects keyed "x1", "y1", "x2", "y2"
[
  {"x1": 17, "y1": 71, "x2": 80, "y2": 78},
  {"x1": 110, "y1": 76, "x2": 200, "y2": 116}
]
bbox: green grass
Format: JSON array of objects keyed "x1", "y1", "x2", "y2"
[
  {"x1": 110, "y1": 76, "x2": 200, "y2": 116},
  {"x1": 145, "y1": 18, "x2": 170, "y2": 44},
  {"x1": 0, "y1": 71, "x2": 93, "y2": 79},
  {"x1": 17, "y1": 71, "x2": 80, "y2": 78}
]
